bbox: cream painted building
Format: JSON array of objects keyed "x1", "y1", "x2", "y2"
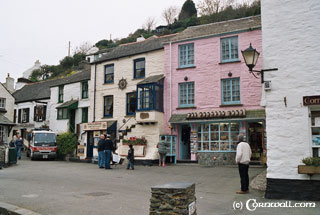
[{"x1": 81, "y1": 35, "x2": 173, "y2": 163}]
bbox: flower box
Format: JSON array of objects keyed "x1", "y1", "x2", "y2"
[
  {"x1": 298, "y1": 165, "x2": 320, "y2": 174},
  {"x1": 122, "y1": 137, "x2": 147, "y2": 146}
]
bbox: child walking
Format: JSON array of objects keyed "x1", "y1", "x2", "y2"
[{"x1": 127, "y1": 144, "x2": 134, "y2": 170}]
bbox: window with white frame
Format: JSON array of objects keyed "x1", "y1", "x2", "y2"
[
  {"x1": 179, "y1": 43, "x2": 194, "y2": 67},
  {"x1": 221, "y1": 36, "x2": 239, "y2": 62},
  {"x1": 197, "y1": 122, "x2": 240, "y2": 152},
  {"x1": 179, "y1": 82, "x2": 194, "y2": 107},
  {"x1": 0, "y1": 98, "x2": 5, "y2": 109},
  {"x1": 221, "y1": 78, "x2": 240, "y2": 105}
]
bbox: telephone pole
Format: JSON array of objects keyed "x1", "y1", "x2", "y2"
[{"x1": 68, "y1": 41, "x2": 71, "y2": 57}]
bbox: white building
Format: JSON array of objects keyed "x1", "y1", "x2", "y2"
[
  {"x1": 0, "y1": 82, "x2": 15, "y2": 144},
  {"x1": 13, "y1": 79, "x2": 54, "y2": 141},
  {"x1": 262, "y1": 0, "x2": 320, "y2": 200},
  {"x1": 80, "y1": 35, "x2": 173, "y2": 163},
  {"x1": 22, "y1": 60, "x2": 41, "y2": 79},
  {"x1": 49, "y1": 69, "x2": 90, "y2": 135}
]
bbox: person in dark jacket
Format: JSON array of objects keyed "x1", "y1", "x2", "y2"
[
  {"x1": 14, "y1": 135, "x2": 24, "y2": 160},
  {"x1": 127, "y1": 144, "x2": 134, "y2": 170},
  {"x1": 97, "y1": 134, "x2": 106, "y2": 168},
  {"x1": 104, "y1": 134, "x2": 113, "y2": 169}
]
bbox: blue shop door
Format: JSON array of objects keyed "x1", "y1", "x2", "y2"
[
  {"x1": 180, "y1": 125, "x2": 191, "y2": 160},
  {"x1": 87, "y1": 131, "x2": 94, "y2": 158}
]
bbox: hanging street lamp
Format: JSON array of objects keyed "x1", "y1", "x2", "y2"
[{"x1": 241, "y1": 43, "x2": 278, "y2": 83}]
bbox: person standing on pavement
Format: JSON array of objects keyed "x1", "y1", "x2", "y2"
[
  {"x1": 126, "y1": 144, "x2": 134, "y2": 170},
  {"x1": 97, "y1": 134, "x2": 106, "y2": 168},
  {"x1": 104, "y1": 134, "x2": 113, "y2": 169},
  {"x1": 14, "y1": 134, "x2": 24, "y2": 160},
  {"x1": 157, "y1": 136, "x2": 169, "y2": 167},
  {"x1": 235, "y1": 134, "x2": 252, "y2": 194}
]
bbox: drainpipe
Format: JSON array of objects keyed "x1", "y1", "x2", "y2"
[
  {"x1": 169, "y1": 42, "x2": 172, "y2": 118},
  {"x1": 93, "y1": 64, "x2": 97, "y2": 122}
]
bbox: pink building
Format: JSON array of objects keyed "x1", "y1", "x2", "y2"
[{"x1": 162, "y1": 16, "x2": 264, "y2": 165}]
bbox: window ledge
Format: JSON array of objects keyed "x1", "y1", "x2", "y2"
[
  {"x1": 176, "y1": 106, "x2": 197, "y2": 110},
  {"x1": 219, "y1": 104, "x2": 243, "y2": 107},
  {"x1": 176, "y1": 66, "x2": 196, "y2": 70},
  {"x1": 102, "y1": 116, "x2": 113, "y2": 119},
  {"x1": 133, "y1": 77, "x2": 145, "y2": 80},
  {"x1": 219, "y1": 60, "x2": 241, "y2": 65},
  {"x1": 125, "y1": 115, "x2": 136, "y2": 118},
  {"x1": 103, "y1": 82, "x2": 114, "y2": 85},
  {"x1": 0, "y1": 108, "x2": 7, "y2": 113}
]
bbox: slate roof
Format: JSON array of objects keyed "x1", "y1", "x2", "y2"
[
  {"x1": 137, "y1": 75, "x2": 164, "y2": 85},
  {"x1": 13, "y1": 70, "x2": 90, "y2": 103},
  {"x1": 0, "y1": 114, "x2": 15, "y2": 126},
  {"x1": 49, "y1": 69, "x2": 90, "y2": 87},
  {"x1": 168, "y1": 15, "x2": 261, "y2": 43},
  {"x1": 92, "y1": 35, "x2": 176, "y2": 64},
  {"x1": 169, "y1": 114, "x2": 188, "y2": 123}
]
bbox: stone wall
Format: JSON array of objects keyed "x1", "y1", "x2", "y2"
[
  {"x1": 197, "y1": 152, "x2": 236, "y2": 166},
  {"x1": 150, "y1": 182, "x2": 196, "y2": 215}
]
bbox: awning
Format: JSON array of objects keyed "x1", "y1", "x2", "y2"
[
  {"x1": 169, "y1": 109, "x2": 265, "y2": 124},
  {"x1": 0, "y1": 114, "x2": 15, "y2": 126},
  {"x1": 56, "y1": 100, "x2": 78, "y2": 109},
  {"x1": 137, "y1": 74, "x2": 164, "y2": 85}
]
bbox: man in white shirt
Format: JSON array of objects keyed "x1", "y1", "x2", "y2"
[{"x1": 235, "y1": 134, "x2": 252, "y2": 194}]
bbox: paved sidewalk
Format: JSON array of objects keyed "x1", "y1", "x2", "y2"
[
  {"x1": 251, "y1": 169, "x2": 267, "y2": 191},
  {"x1": 0, "y1": 155, "x2": 319, "y2": 215}
]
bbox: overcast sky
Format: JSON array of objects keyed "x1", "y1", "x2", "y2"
[
  {"x1": 0, "y1": 0, "x2": 250, "y2": 83},
  {"x1": 0, "y1": 0, "x2": 189, "y2": 83}
]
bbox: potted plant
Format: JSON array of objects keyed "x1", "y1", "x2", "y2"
[{"x1": 298, "y1": 157, "x2": 320, "y2": 174}]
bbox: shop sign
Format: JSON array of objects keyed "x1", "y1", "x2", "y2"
[
  {"x1": 77, "y1": 145, "x2": 85, "y2": 157},
  {"x1": 187, "y1": 109, "x2": 246, "y2": 119},
  {"x1": 303, "y1": 96, "x2": 320, "y2": 106},
  {"x1": 190, "y1": 131, "x2": 197, "y2": 154},
  {"x1": 188, "y1": 201, "x2": 196, "y2": 215},
  {"x1": 83, "y1": 122, "x2": 107, "y2": 131}
]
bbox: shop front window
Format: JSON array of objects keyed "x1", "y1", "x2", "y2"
[
  {"x1": 311, "y1": 111, "x2": 320, "y2": 157},
  {"x1": 197, "y1": 122, "x2": 240, "y2": 152}
]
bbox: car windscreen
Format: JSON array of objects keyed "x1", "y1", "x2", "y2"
[{"x1": 34, "y1": 133, "x2": 56, "y2": 146}]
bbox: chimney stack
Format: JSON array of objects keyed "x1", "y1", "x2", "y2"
[{"x1": 5, "y1": 73, "x2": 15, "y2": 93}]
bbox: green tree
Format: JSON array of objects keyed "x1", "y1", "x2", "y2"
[
  {"x1": 95, "y1": 39, "x2": 117, "y2": 50},
  {"x1": 178, "y1": 0, "x2": 197, "y2": 21},
  {"x1": 56, "y1": 132, "x2": 77, "y2": 159},
  {"x1": 72, "y1": 52, "x2": 86, "y2": 67},
  {"x1": 29, "y1": 65, "x2": 51, "y2": 81},
  {"x1": 60, "y1": 56, "x2": 74, "y2": 69}
]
